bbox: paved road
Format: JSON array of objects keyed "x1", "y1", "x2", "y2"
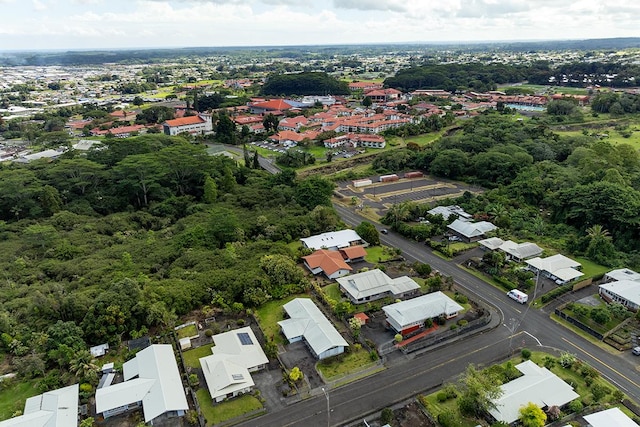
[{"x1": 236, "y1": 204, "x2": 640, "y2": 427}]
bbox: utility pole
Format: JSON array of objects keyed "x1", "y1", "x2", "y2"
[{"x1": 322, "y1": 387, "x2": 330, "y2": 427}]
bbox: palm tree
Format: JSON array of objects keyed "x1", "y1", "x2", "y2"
[
  {"x1": 69, "y1": 349, "x2": 99, "y2": 382},
  {"x1": 586, "y1": 224, "x2": 611, "y2": 241}
]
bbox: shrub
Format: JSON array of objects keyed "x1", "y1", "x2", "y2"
[
  {"x1": 591, "y1": 383, "x2": 610, "y2": 402},
  {"x1": 449, "y1": 324, "x2": 458, "y2": 330},
  {"x1": 612, "y1": 389, "x2": 624, "y2": 402},
  {"x1": 568, "y1": 399, "x2": 583, "y2": 413},
  {"x1": 437, "y1": 391, "x2": 449, "y2": 402},
  {"x1": 457, "y1": 319, "x2": 468, "y2": 327},
  {"x1": 237, "y1": 318, "x2": 245, "y2": 326},
  {"x1": 369, "y1": 350, "x2": 379, "y2": 361},
  {"x1": 521, "y1": 348, "x2": 532, "y2": 359},
  {"x1": 204, "y1": 329, "x2": 213, "y2": 338},
  {"x1": 188, "y1": 373, "x2": 199, "y2": 388},
  {"x1": 454, "y1": 293, "x2": 468, "y2": 304},
  {"x1": 437, "y1": 410, "x2": 459, "y2": 427},
  {"x1": 380, "y1": 408, "x2": 394, "y2": 425},
  {"x1": 559, "y1": 352, "x2": 576, "y2": 368}
]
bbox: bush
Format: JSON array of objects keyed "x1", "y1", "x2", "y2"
[
  {"x1": 380, "y1": 407, "x2": 394, "y2": 425},
  {"x1": 437, "y1": 392, "x2": 449, "y2": 402},
  {"x1": 204, "y1": 329, "x2": 213, "y2": 337},
  {"x1": 449, "y1": 324, "x2": 458, "y2": 330},
  {"x1": 237, "y1": 318, "x2": 246, "y2": 326},
  {"x1": 437, "y1": 410, "x2": 459, "y2": 427},
  {"x1": 454, "y1": 293, "x2": 468, "y2": 304},
  {"x1": 457, "y1": 319, "x2": 468, "y2": 327},
  {"x1": 568, "y1": 399, "x2": 583, "y2": 414},
  {"x1": 591, "y1": 383, "x2": 610, "y2": 402},
  {"x1": 369, "y1": 350, "x2": 379, "y2": 361},
  {"x1": 521, "y1": 348, "x2": 532, "y2": 359}
]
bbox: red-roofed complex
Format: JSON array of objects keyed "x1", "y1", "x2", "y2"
[
  {"x1": 302, "y1": 250, "x2": 352, "y2": 279},
  {"x1": 349, "y1": 81, "x2": 383, "y2": 92},
  {"x1": 163, "y1": 114, "x2": 212, "y2": 136},
  {"x1": 248, "y1": 99, "x2": 294, "y2": 115}
]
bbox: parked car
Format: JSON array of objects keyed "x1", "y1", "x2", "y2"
[
  {"x1": 448, "y1": 235, "x2": 462, "y2": 242},
  {"x1": 633, "y1": 346, "x2": 640, "y2": 356},
  {"x1": 380, "y1": 229, "x2": 388, "y2": 234}
]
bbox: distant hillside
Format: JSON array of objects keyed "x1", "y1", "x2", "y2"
[{"x1": 1, "y1": 38, "x2": 640, "y2": 66}]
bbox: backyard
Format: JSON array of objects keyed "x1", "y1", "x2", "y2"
[
  {"x1": 175, "y1": 323, "x2": 198, "y2": 340},
  {"x1": 182, "y1": 343, "x2": 214, "y2": 369},
  {"x1": 0, "y1": 379, "x2": 39, "y2": 420},
  {"x1": 255, "y1": 294, "x2": 308, "y2": 345}
]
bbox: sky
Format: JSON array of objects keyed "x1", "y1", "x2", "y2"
[{"x1": 0, "y1": 0, "x2": 639, "y2": 51}]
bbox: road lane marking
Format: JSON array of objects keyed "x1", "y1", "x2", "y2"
[{"x1": 561, "y1": 337, "x2": 639, "y2": 391}]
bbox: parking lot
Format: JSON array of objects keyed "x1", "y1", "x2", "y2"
[{"x1": 336, "y1": 175, "x2": 483, "y2": 217}]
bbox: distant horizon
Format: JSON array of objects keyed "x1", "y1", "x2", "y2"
[
  {"x1": 1, "y1": 36, "x2": 639, "y2": 55},
  {"x1": 1, "y1": 0, "x2": 639, "y2": 51}
]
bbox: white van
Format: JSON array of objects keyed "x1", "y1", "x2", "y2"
[{"x1": 507, "y1": 289, "x2": 528, "y2": 304}]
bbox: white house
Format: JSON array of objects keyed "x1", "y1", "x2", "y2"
[
  {"x1": 427, "y1": 205, "x2": 472, "y2": 221},
  {"x1": 163, "y1": 114, "x2": 212, "y2": 136},
  {"x1": 0, "y1": 384, "x2": 78, "y2": 427},
  {"x1": 489, "y1": 360, "x2": 579, "y2": 425},
  {"x1": 278, "y1": 298, "x2": 348, "y2": 360},
  {"x1": 583, "y1": 407, "x2": 638, "y2": 427},
  {"x1": 478, "y1": 238, "x2": 543, "y2": 262},
  {"x1": 95, "y1": 344, "x2": 188, "y2": 423},
  {"x1": 382, "y1": 292, "x2": 464, "y2": 336},
  {"x1": 336, "y1": 269, "x2": 420, "y2": 304},
  {"x1": 200, "y1": 327, "x2": 268, "y2": 402},
  {"x1": 525, "y1": 254, "x2": 583, "y2": 284},
  {"x1": 604, "y1": 268, "x2": 640, "y2": 283},
  {"x1": 300, "y1": 230, "x2": 366, "y2": 251},
  {"x1": 599, "y1": 280, "x2": 640, "y2": 311},
  {"x1": 447, "y1": 219, "x2": 497, "y2": 243}
]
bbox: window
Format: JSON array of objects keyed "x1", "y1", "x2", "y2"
[{"x1": 237, "y1": 332, "x2": 253, "y2": 345}]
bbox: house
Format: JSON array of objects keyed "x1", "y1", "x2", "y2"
[
  {"x1": 278, "y1": 116, "x2": 308, "y2": 132},
  {"x1": 603, "y1": 268, "x2": 640, "y2": 283},
  {"x1": 382, "y1": 292, "x2": 464, "y2": 336},
  {"x1": 353, "y1": 312, "x2": 370, "y2": 326},
  {"x1": 89, "y1": 343, "x2": 109, "y2": 358},
  {"x1": 339, "y1": 246, "x2": 367, "y2": 263},
  {"x1": 525, "y1": 254, "x2": 583, "y2": 285},
  {"x1": 14, "y1": 149, "x2": 66, "y2": 163},
  {"x1": 488, "y1": 360, "x2": 579, "y2": 425},
  {"x1": 583, "y1": 407, "x2": 638, "y2": 427},
  {"x1": 300, "y1": 230, "x2": 366, "y2": 251},
  {"x1": 199, "y1": 327, "x2": 268, "y2": 402},
  {"x1": 302, "y1": 249, "x2": 352, "y2": 280},
  {"x1": 336, "y1": 269, "x2": 420, "y2": 304},
  {"x1": 278, "y1": 298, "x2": 348, "y2": 360},
  {"x1": 599, "y1": 280, "x2": 640, "y2": 311},
  {"x1": 427, "y1": 205, "x2": 472, "y2": 221},
  {"x1": 248, "y1": 99, "x2": 294, "y2": 115},
  {"x1": 162, "y1": 114, "x2": 212, "y2": 136},
  {"x1": 0, "y1": 384, "x2": 78, "y2": 427},
  {"x1": 478, "y1": 238, "x2": 543, "y2": 262},
  {"x1": 95, "y1": 344, "x2": 188, "y2": 423},
  {"x1": 447, "y1": 219, "x2": 497, "y2": 243}
]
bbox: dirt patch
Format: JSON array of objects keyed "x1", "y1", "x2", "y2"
[{"x1": 388, "y1": 401, "x2": 435, "y2": 427}]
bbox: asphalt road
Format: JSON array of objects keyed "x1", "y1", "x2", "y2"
[{"x1": 236, "y1": 194, "x2": 640, "y2": 427}]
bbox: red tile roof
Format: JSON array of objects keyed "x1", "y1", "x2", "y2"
[
  {"x1": 339, "y1": 246, "x2": 367, "y2": 260},
  {"x1": 251, "y1": 99, "x2": 294, "y2": 111},
  {"x1": 303, "y1": 250, "x2": 352, "y2": 276},
  {"x1": 164, "y1": 116, "x2": 205, "y2": 127}
]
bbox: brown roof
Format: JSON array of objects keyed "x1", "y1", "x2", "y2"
[
  {"x1": 339, "y1": 246, "x2": 368, "y2": 260},
  {"x1": 302, "y1": 250, "x2": 352, "y2": 276},
  {"x1": 164, "y1": 116, "x2": 205, "y2": 127}
]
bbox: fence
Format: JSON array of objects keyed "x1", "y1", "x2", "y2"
[
  {"x1": 399, "y1": 314, "x2": 491, "y2": 354},
  {"x1": 554, "y1": 305, "x2": 604, "y2": 340}
]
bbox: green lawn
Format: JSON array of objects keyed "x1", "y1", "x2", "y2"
[
  {"x1": 176, "y1": 323, "x2": 198, "y2": 339},
  {"x1": 364, "y1": 245, "x2": 398, "y2": 263},
  {"x1": 0, "y1": 379, "x2": 39, "y2": 421},
  {"x1": 255, "y1": 294, "x2": 308, "y2": 344},
  {"x1": 196, "y1": 389, "x2": 262, "y2": 426},
  {"x1": 182, "y1": 343, "x2": 214, "y2": 369},
  {"x1": 316, "y1": 348, "x2": 377, "y2": 381},
  {"x1": 574, "y1": 257, "x2": 609, "y2": 279},
  {"x1": 404, "y1": 130, "x2": 447, "y2": 146},
  {"x1": 323, "y1": 283, "x2": 343, "y2": 302}
]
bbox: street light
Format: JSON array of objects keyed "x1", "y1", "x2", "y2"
[{"x1": 322, "y1": 387, "x2": 330, "y2": 427}]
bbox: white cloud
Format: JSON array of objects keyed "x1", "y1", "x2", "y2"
[
  {"x1": 33, "y1": 0, "x2": 47, "y2": 11},
  {"x1": 333, "y1": 0, "x2": 406, "y2": 13}
]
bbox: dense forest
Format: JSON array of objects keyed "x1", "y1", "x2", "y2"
[
  {"x1": 374, "y1": 113, "x2": 640, "y2": 266},
  {"x1": 0, "y1": 136, "x2": 339, "y2": 387},
  {"x1": 261, "y1": 71, "x2": 350, "y2": 96}
]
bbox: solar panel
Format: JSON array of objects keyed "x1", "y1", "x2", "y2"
[
  {"x1": 237, "y1": 332, "x2": 253, "y2": 345},
  {"x1": 232, "y1": 374, "x2": 244, "y2": 381}
]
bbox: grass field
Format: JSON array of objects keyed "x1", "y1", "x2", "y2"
[
  {"x1": 255, "y1": 294, "x2": 308, "y2": 344},
  {"x1": 554, "y1": 125, "x2": 640, "y2": 150},
  {"x1": 500, "y1": 84, "x2": 590, "y2": 95},
  {"x1": 323, "y1": 283, "x2": 343, "y2": 302},
  {"x1": 176, "y1": 323, "x2": 198, "y2": 339},
  {"x1": 404, "y1": 130, "x2": 447, "y2": 146},
  {"x1": 364, "y1": 245, "x2": 398, "y2": 263},
  {"x1": 316, "y1": 348, "x2": 377, "y2": 381},
  {"x1": 182, "y1": 343, "x2": 214, "y2": 368},
  {"x1": 573, "y1": 257, "x2": 608, "y2": 279},
  {"x1": 196, "y1": 390, "x2": 262, "y2": 426},
  {"x1": 0, "y1": 380, "x2": 39, "y2": 421}
]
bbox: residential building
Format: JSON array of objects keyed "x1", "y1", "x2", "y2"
[
  {"x1": 427, "y1": 205, "x2": 472, "y2": 221},
  {"x1": 300, "y1": 230, "x2": 366, "y2": 251},
  {"x1": 248, "y1": 99, "x2": 294, "y2": 115},
  {"x1": 603, "y1": 268, "x2": 640, "y2": 283},
  {"x1": 599, "y1": 280, "x2": 640, "y2": 311},
  {"x1": 583, "y1": 407, "x2": 638, "y2": 427},
  {"x1": 199, "y1": 327, "x2": 268, "y2": 402},
  {"x1": 383, "y1": 292, "x2": 464, "y2": 336},
  {"x1": 14, "y1": 149, "x2": 66, "y2": 163},
  {"x1": 302, "y1": 249, "x2": 353, "y2": 280},
  {"x1": 488, "y1": 360, "x2": 579, "y2": 425},
  {"x1": 0, "y1": 384, "x2": 78, "y2": 427},
  {"x1": 95, "y1": 344, "x2": 188, "y2": 423},
  {"x1": 525, "y1": 254, "x2": 583, "y2": 284},
  {"x1": 278, "y1": 298, "x2": 348, "y2": 360},
  {"x1": 447, "y1": 219, "x2": 497, "y2": 243},
  {"x1": 339, "y1": 246, "x2": 367, "y2": 263},
  {"x1": 336, "y1": 269, "x2": 420, "y2": 304},
  {"x1": 478, "y1": 238, "x2": 543, "y2": 262},
  {"x1": 162, "y1": 114, "x2": 212, "y2": 136}
]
